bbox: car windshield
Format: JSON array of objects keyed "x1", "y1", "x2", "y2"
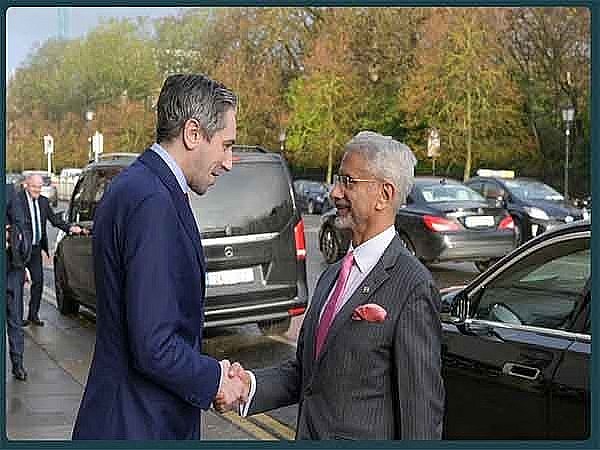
[
  {"x1": 504, "y1": 179, "x2": 564, "y2": 201},
  {"x1": 418, "y1": 183, "x2": 485, "y2": 203}
]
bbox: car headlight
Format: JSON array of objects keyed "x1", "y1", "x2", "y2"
[{"x1": 524, "y1": 206, "x2": 550, "y2": 221}]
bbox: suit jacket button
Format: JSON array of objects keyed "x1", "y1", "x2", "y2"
[{"x1": 304, "y1": 387, "x2": 312, "y2": 396}]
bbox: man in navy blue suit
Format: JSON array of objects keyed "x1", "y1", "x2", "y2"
[{"x1": 72, "y1": 74, "x2": 247, "y2": 440}]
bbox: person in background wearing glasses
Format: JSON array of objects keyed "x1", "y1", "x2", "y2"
[{"x1": 216, "y1": 131, "x2": 445, "y2": 440}]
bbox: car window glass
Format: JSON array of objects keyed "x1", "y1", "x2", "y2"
[
  {"x1": 77, "y1": 167, "x2": 122, "y2": 222},
  {"x1": 475, "y1": 237, "x2": 590, "y2": 330},
  {"x1": 483, "y1": 182, "x2": 504, "y2": 199},
  {"x1": 419, "y1": 184, "x2": 485, "y2": 203},
  {"x1": 191, "y1": 161, "x2": 293, "y2": 236},
  {"x1": 69, "y1": 174, "x2": 92, "y2": 222}
]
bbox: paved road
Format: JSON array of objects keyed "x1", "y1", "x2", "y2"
[{"x1": 6, "y1": 212, "x2": 479, "y2": 440}]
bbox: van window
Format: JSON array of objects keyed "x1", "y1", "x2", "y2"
[{"x1": 191, "y1": 161, "x2": 294, "y2": 236}]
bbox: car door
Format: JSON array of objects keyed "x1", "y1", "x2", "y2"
[
  {"x1": 548, "y1": 286, "x2": 590, "y2": 439},
  {"x1": 443, "y1": 231, "x2": 591, "y2": 439},
  {"x1": 60, "y1": 172, "x2": 96, "y2": 305},
  {"x1": 62, "y1": 167, "x2": 121, "y2": 307}
]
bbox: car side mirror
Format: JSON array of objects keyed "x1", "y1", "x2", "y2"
[{"x1": 440, "y1": 291, "x2": 470, "y2": 325}]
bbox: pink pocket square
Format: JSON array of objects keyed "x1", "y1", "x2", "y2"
[{"x1": 352, "y1": 303, "x2": 387, "y2": 322}]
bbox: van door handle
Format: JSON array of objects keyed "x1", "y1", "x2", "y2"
[{"x1": 502, "y1": 362, "x2": 540, "y2": 381}]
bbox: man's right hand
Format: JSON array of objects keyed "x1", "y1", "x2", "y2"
[{"x1": 214, "y1": 361, "x2": 250, "y2": 413}]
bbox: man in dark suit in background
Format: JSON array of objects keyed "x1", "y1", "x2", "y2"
[
  {"x1": 218, "y1": 131, "x2": 445, "y2": 439},
  {"x1": 19, "y1": 174, "x2": 85, "y2": 326},
  {"x1": 72, "y1": 74, "x2": 247, "y2": 440},
  {"x1": 6, "y1": 182, "x2": 31, "y2": 380}
]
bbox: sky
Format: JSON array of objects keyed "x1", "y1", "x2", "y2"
[{"x1": 6, "y1": 7, "x2": 183, "y2": 77}]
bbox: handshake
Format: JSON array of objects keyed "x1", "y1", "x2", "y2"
[{"x1": 214, "y1": 360, "x2": 251, "y2": 413}]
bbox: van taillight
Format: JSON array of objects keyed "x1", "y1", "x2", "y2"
[{"x1": 294, "y1": 219, "x2": 306, "y2": 260}]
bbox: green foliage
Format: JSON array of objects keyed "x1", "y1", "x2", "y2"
[{"x1": 5, "y1": 7, "x2": 590, "y2": 194}]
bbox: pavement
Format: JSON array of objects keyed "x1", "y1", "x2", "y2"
[{"x1": 5, "y1": 285, "x2": 282, "y2": 440}]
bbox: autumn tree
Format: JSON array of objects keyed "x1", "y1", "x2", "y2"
[{"x1": 399, "y1": 8, "x2": 532, "y2": 181}]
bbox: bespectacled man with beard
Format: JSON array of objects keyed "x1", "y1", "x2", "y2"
[{"x1": 217, "y1": 131, "x2": 445, "y2": 440}]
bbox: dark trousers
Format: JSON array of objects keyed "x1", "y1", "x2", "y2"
[
  {"x1": 26, "y1": 245, "x2": 43, "y2": 321},
  {"x1": 6, "y1": 267, "x2": 25, "y2": 367}
]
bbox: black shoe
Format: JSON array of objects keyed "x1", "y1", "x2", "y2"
[
  {"x1": 27, "y1": 318, "x2": 44, "y2": 327},
  {"x1": 12, "y1": 365, "x2": 27, "y2": 381}
]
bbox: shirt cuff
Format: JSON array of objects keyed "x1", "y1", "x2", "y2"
[
  {"x1": 209, "y1": 359, "x2": 226, "y2": 409},
  {"x1": 238, "y1": 370, "x2": 256, "y2": 417}
]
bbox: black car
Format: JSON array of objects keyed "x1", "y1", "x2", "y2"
[
  {"x1": 465, "y1": 174, "x2": 587, "y2": 245},
  {"x1": 54, "y1": 147, "x2": 308, "y2": 335},
  {"x1": 319, "y1": 177, "x2": 517, "y2": 272},
  {"x1": 441, "y1": 220, "x2": 590, "y2": 439},
  {"x1": 293, "y1": 179, "x2": 332, "y2": 215}
]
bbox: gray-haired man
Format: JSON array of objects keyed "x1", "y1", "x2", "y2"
[{"x1": 218, "y1": 131, "x2": 445, "y2": 439}]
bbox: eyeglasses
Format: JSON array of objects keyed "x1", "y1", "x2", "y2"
[{"x1": 333, "y1": 174, "x2": 379, "y2": 189}]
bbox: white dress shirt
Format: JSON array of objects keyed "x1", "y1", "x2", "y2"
[
  {"x1": 25, "y1": 191, "x2": 42, "y2": 245},
  {"x1": 239, "y1": 225, "x2": 397, "y2": 417}
]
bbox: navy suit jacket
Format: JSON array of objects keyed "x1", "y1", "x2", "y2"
[
  {"x1": 73, "y1": 149, "x2": 220, "y2": 440},
  {"x1": 19, "y1": 190, "x2": 70, "y2": 254}
]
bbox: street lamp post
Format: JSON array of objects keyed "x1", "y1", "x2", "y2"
[
  {"x1": 279, "y1": 130, "x2": 287, "y2": 153},
  {"x1": 85, "y1": 110, "x2": 95, "y2": 161},
  {"x1": 561, "y1": 104, "x2": 575, "y2": 201}
]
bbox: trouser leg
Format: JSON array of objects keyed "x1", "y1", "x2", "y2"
[
  {"x1": 6, "y1": 268, "x2": 25, "y2": 367},
  {"x1": 27, "y1": 246, "x2": 43, "y2": 320}
]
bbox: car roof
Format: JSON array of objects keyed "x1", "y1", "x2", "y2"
[
  {"x1": 83, "y1": 146, "x2": 285, "y2": 171},
  {"x1": 469, "y1": 176, "x2": 539, "y2": 184},
  {"x1": 414, "y1": 176, "x2": 463, "y2": 185}
]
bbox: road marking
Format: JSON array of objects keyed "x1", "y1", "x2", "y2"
[
  {"x1": 220, "y1": 412, "x2": 278, "y2": 440},
  {"x1": 249, "y1": 414, "x2": 295, "y2": 440},
  {"x1": 267, "y1": 334, "x2": 298, "y2": 349}
]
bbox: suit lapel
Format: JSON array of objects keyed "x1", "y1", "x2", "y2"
[
  {"x1": 138, "y1": 149, "x2": 205, "y2": 268},
  {"x1": 314, "y1": 235, "x2": 404, "y2": 364}
]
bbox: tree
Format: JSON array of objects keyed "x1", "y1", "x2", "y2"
[{"x1": 399, "y1": 8, "x2": 532, "y2": 181}]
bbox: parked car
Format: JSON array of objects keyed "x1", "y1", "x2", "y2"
[
  {"x1": 319, "y1": 177, "x2": 517, "y2": 272},
  {"x1": 54, "y1": 147, "x2": 308, "y2": 335},
  {"x1": 466, "y1": 170, "x2": 586, "y2": 245},
  {"x1": 441, "y1": 220, "x2": 590, "y2": 439},
  {"x1": 6, "y1": 172, "x2": 23, "y2": 187},
  {"x1": 293, "y1": 179, "x2": 332, "y2": 214},
  {"x1": 21, "y1": 170, "x2": 58, "y2": 206}
]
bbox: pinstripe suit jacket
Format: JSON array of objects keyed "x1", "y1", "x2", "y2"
[{"x1": 248, "y1": 234, "x2": 444, "y2": 439}]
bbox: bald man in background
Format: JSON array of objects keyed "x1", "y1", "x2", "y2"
[{"x1": 19, "y1": 174, "x2": 86, "y2": 326}]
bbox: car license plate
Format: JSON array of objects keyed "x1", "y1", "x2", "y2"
[
  {"x1": 464, "y1": 215, "x2": 495, "y2": 228},
  {"x1": 207, "y1": 268, "x2": 254, "y2": 286}
]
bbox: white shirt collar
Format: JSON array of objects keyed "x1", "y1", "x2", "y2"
[
  {"x1": 348, "y1": 225, "x2": 396, "y2": 274},
  {"x1": 151, "y1": 142, "x2": 189, "y2": 194}
]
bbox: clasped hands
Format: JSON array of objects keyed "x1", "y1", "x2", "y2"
[{"x1": 214, "y1": 360, "x2": 251, "y2": 413}]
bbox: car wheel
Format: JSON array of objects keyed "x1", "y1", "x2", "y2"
[
  {"x1": 307, "y1": 200, "x2": 315, "y2": 215},
  {"x1": 399, "y1": 233, "x2": 416, "y2": 256},
  {"x1": 475, "y1": 259, "x2": 499, "y2": 273},
  {"x1": 258, "y1": 317, "x2": 291, "y2": 335},
  {"x1": 54, "y1": 258, "x2": 79, "y2": 316},
  {"x1": 320, "y1": 226, "x2": 343, "y2": 264}
]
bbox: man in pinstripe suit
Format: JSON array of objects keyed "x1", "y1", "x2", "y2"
[{"x1": 217, "y1": 131, "x2": 445, "y2": 439}]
